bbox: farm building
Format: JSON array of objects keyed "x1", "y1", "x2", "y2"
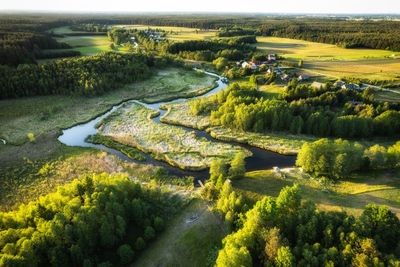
[
  {"x1": 268, "y1": 54, "x2": 277, "y2": 61},
  {"x1": 311, "y1": 81, "x2": 324, "y2": 89},
  {"x1": 334, "y1": 81, "x2": 345, "y2": 88},
  {"x1": 342, "y1": 83, "x2": 361, "y2": 90},
  {"x1": 297, "y1": 74, "x2": 310, "y2": 81}
]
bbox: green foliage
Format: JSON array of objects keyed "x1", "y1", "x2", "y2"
[
  {"x1": 209, "y1": 159, "x2": 227, "y2": 184},
  {"x1": 1, "y1": 52, "x2": 156, "y2": 99},
  {"x1": 213, "y1": 57, "x2": 229, "y2": 70},
  {"x1": 215, "y1": 185, "x2": 400, "y2": 266},
  {"x1": 118, "y1": 244, "x2": 135, "y2": 264},
  {"x1": 0, "y1": 173, "x2": 183, "y2": 265},
  {"x1": 87, "y1": 134, "x2": 145, "y2": 161},
  {"x1": 296, "y1": 138, "x2": 368, "y2": 178},
  {"x1": 228, "y1": 152, "x2": 246, "y2": 179}
]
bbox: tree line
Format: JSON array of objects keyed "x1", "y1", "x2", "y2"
[
  {"x1": 296, "y1": 138, "x2": 400, "y2": 179},
  {"x1": 0, "y1": 52, "x2": 180, "y2": 99},
  {"x1": 0, "y1": 173, "x2": 183, "y2": 266},
  {"x1": 197, "y1": 82, "x2": 400, "y2": 139},
  {"x1": 214, "y1": 184, "x2": 400, "y2": 266}
]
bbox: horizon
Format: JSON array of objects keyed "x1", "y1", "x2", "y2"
[{"x1": 1, "y1": 0, "x2": 400, "y2": 15}]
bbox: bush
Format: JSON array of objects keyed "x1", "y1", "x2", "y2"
[
  {"x1": 144, "y1": 226, "x2": 156, "y2": 241},
  {"x1": 117, "y1": 244, "x2": 135, "y2": 264}
]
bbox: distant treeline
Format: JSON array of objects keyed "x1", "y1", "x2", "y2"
[{"x1": 0, "y1": 52, "x2": 179, "y2": 99}]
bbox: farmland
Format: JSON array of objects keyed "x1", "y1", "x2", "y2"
[
  {"x1": 116, "y1": 24, "x2": 217, "y2": 41},
  {"x1": 256, "y1": 36, "x2": 400, "y2": 81}
]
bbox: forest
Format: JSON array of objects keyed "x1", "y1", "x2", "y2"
[
  {"x1": 0, "y1": 173, "x2": 183, "y2": 266},
  {"x1": 195, "y1": 82, "x2": 400, "y2": 139},
  {"x1": 0, "y1": 53, "x2": 181, "y2": 98}
]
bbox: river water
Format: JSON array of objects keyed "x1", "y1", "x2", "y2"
[{"x1": 58, "y1": 70, "x2": 296, "y2": 181}]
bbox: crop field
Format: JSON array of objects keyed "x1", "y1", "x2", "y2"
[
  {"x1": 256, "y1": 36, "x2": 400, "y2": 81},
  {"x1": 117, "y1": 24, "x2": 217, "y2": 41},
  {"x1": 97, "y1": 102, "x2": 250, "y2": 170},
  {"x1": 234, "y1": 169, "x2": 400, "y2": 217},
  {"x1": 374, "y1": 88, "x2": 400, "y2": 103}
]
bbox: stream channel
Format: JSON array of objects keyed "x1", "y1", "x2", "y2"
[{"x1": 58, "y1": 70, "x2": 296, "y2": 182}]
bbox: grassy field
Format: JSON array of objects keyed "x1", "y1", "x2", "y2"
[
  {"x1": 256, "y1": 36, "x2": 400, "y2": 81},
  {"x1": 374, "y1": 88, "x2": 400, "y2": 103},
  {"x1": 0, "y1": 67, "x2": 211, "y2": 145},
  {"x1": 133, "y1": 199, "x2": 227, "y2": 267},
  {"x1": 234, "y1": 168, "x2": 400, "y2": 217},
  {"x1": 98, "y1": 102, "x2": 250, "y2": 170},
  {"x1": 117, "y1": 24, "x2": 217, "y2": 41}
]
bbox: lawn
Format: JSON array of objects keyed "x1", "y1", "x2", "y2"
[
  {"x1": 97, "y1": 102, "x2": 250, "y2": 170},
  {"x1": 255, "y1": 36, "x2": 400, "y2": 81},
  {"x1": 133, "y1": 198, "x2": 227, "y2": 267},
  {"x1": 234, "y1": 169, "x2": 400, "y2": 217}
]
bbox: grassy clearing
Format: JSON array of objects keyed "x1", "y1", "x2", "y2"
[
  {"x1": 374, "y1": 88, "x2": 400, "y2": 103},
  {"x1": 234, "y1": 169, "x2": 400, "y2": 217},
  {"x1": 132, "y1": 68, "x2": 218, "y2": 103},
  {"x1": 133, "y1": 198, "x2": 227, "y2": 267},
  {"x1": 160, "y1": 100, "x2": 213, "y2": 130},
  {"x1": 98, "y1": 102, "x2": 250, "y2": 170},
  {"x1": 50, "y1": 35, "x2": 113, "y2": 55},
  {"x1": 0, "y1": 67, "x2": 209, "y2": 145},
  {"x1": 117, "y1": 24, "x2": 217, "y2": 41},
  {"x1": 256, "y1": 36, "x2": 400, "y2": 81},
  {"x1": 0, "y1": 145, "x2": 152, "y2": 211}
]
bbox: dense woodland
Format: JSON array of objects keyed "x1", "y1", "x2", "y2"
[
  {"x1": 199, "y1": 158, "x2": 400, "y2": 266},
  {"x1": 214, "y1": 184, "x2": 400, "y2": 266},
  {"x1": 0, "y1": 53, "x2": 180, "y2": 98},
  {"x1": 191, "y1": 82, "x2": 400, "y2": 139},
  {"x1": 0, "y1": 173, "x2": 183, "y2": 266}
]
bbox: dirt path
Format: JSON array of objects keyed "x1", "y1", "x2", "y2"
[{"x1": 132, "y1": 199, "x2": 227, "y2": 267}]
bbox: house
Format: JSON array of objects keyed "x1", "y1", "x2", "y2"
[
  {"x1": 281, "y1": 74, "x2": 290, "y2": 80},
  {"x1": 347, "y1": 101, "x2": 364, "y2": 108},
  {"x1": 342, "y1": 83, "x2": 360, "y2": 91},
  {"x1": 334, "y1": 81, "x2": 345, "y2": 88},
  {"x1": 268, "y1": 54, "x2": 276, "y2": 61},
  {"x1": 311, "y1": 81, "x2": 324, "y2": 89},
  {"x1": 250, "y1": 64, "x2": 258, "y2": 70},
  {"x1": 297, "y1": 74, "x2": 310, "y2": 81},
  {"x1": 241, "y1": 61, "x2": 250, "y2": 68},
  {"x1": 250, "y1": 60, "x2": 261, "y2": 66}
]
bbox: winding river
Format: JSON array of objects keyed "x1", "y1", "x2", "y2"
[{"x1": 58, "y1": 70, "x2": 296, "y2": 181}]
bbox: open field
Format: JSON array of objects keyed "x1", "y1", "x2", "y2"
[
  {"x1": 98, "y1": 102, "x2": 250, "y2": 170},
  {"x1": 0, "y1": 67, "x2": 212, "y2": 145},
  {"x1": 373, "y1": 88, "x2": 400, "y2": 103},
  {"x1": 116, "y1": 24, "x2": 217, "y2": 41},
  {"x1": 132, "y1": 68, "x2": 218, "y2": 103},
  {"x1": 133, "y1": 199, "x2": 226, "y2": 267},
  {"x1": 234, "y1": 168, "x2": 400, "y2": 217},
  {"x1": 256, "y1": 36, "x2": 400, "y2": 81},
  {"x1": 53, "y1": 35, "x2": 112, "y2": 55}
]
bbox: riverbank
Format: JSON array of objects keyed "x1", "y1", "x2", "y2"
[
  {"x1": 97, "y1": 102, "x2": 251, "y2": 171},
  {"x1": 160, "y1": 99, "x2": 314, "y2": 155}
]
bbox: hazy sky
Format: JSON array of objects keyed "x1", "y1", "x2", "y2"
[{"x1": 1, "y1": 0, "x2": 399, "y2": 14}]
